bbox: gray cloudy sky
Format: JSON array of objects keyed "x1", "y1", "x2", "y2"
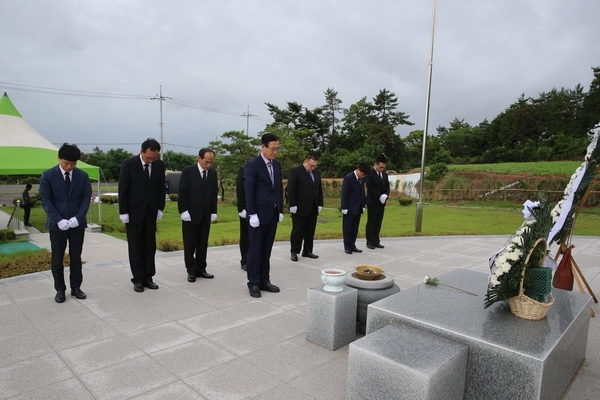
[{"x1": 1, "y1": 0, "x2": 599, "y2": 155}]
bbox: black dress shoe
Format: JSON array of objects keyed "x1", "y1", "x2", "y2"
[
  {"x1": 71, "y1": 288, "x2": 86, "y2": 299},
  {"x1": 133, "y1": 283, "x2": 144, "y2": 292},
  {"x1": 302, "y1": 252, "x2": 319, "y2": 259},
  {"x1": 187, "y1": 275, "x2": 196, "y2": 282},
  {"x1": 55, "y1": 290, "x2": 65, "y2": 303},
  {"x1": 249, "y1": 285, "x2": 261, "y2": 298},
  {"x1": 24, "y1": 223, "x2": 32, "y2": 227},
  {"x1": 197, "y1": 271, "x2": 214, "y2": 279},
  {"x1": 144, "y1": 281, "x2": 159, "y2": 290},
  {"x1": 351, "y1": 248, "x2": 363, "y2": 253},
  {"x1": 290, "y1": 252, "x2": 298, "y2": 262},
  {"x1": 241, "y1": 264, "x2": 247, "y2": 271},
  {"x1": 366, "y1": 243, "x2": 376, "y2": 249},
  {"x1": 345, "y1": 249, "x2": 352, "y2": 254},
  {"x1": 259, "y1": 282, "x2": 280, "y2": 293},
  {"x1": 374, "y1": 244, "x2": 385, "y2": 249}
]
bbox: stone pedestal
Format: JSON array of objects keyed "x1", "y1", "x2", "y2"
[
  {"x1": 345, "y1": 273, "x2": 400, "y2": 334},
  {"x1": 366, "y1": 269, "x2": 591, "y2": 400},
  {"x1": 347, "y1": 323, "x2": 467, "y2": 400},
  {"x1": 306, "y1": 285, "x2": 357, "y2": 350},
  {"x1": 86, "y1": 223, "x2": 102, "y2": 233}
]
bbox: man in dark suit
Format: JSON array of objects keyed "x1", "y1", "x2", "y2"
[
  {"x1": 118, "y1": 138, "x2": 165, "y2": 293},
  {"x1": 288, "y1": 154, "x2": 323, "y2": 261},
  {"x1": 243, "y1": 133, "x2": 284, "y2": 298},
  {"x1": 39, "y1": 143, "x2": 92, "y2": 303},
  {"x1": 22, "y1": 184, "x2": 33, "y2": 226},
  {"x1": 236, "y1": 166, "x2": 249, "y2": 271},
  {"x1": 365, "y1": 155, "x2": 390, "y2": 249},
  {"x1": 341, "y1": 162, "x2": 370, "y2": 254},
  {"x1": 178, "y1": 148, "x2": 218, "y2": 282}
]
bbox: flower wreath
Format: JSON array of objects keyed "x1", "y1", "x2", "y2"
[
  {"x1": 484, "y1": 198, "x2": 552, "y2": 308},
  {"x1": 548, "y1": 124, "x2": 600, "y2": 245}
]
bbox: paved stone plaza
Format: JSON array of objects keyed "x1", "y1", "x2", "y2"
[{"x1": 1, "y1": 210, "x2": 598, "y2": 399}]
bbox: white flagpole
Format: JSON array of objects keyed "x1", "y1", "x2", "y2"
[{"x1": 415, "y1": 0, "x2": 438, "y2": 232}]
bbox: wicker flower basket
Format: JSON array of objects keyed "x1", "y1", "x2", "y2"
[{"x1": 507, "y1": 238, "x2": 554, "y2": 320}]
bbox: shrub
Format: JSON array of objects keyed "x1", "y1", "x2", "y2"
[
  {"x1": 169, "y1": 194, "x2": 178, "y2": 202},
  {"x1": 157, "y1": 239, "x2": 183, "y2": 252},
  {"x1": 398, "y1": 199, "x2": 413, "y2": 206},
  {"x1": 0, "y1": 229, "x2": 17, "y2": 242},
  {"x1": 100, "y1": 195, "x2": 118, "y2": 204},
  {"x1": 0, "y1": 251, "x2": 70, "y2": 279}
]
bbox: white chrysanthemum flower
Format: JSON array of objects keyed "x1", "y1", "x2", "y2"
[
  {"x1": 489, "y1": 276, "x2": 500, "y2": 286},
  {"x1": 511, "y1": 235, "x2": 523, "y2": 246}
]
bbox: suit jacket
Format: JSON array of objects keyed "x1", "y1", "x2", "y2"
[
  {"x1": 178, "y1": 164, "x2": 218, "y2": 224},
  {"x1": 39, "y1": 166, "x2": 92, "y2": 231},
  {"x1": 365, "y1": 169, "x2": 390, "y2": 206},
  {"x1": 341, "y1": 171, "x2": 365, "y2": 216},
  {"x1": 243, "y1": 155, "x2": 283, "y2": 225},
  {"x1": 236, "y1": 166, "x2": 246, "y2": 212},
  {"x1": 287, "y1": 164, "x2": 323, "y2": 217},
  {"x1": 118, "y1": 155, "x2": 165, "y2": 223}
]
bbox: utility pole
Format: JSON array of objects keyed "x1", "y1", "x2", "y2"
[
  {"x1": 241, "y1": 105, "x2": 256, "y2": 137},
  {"x1": 151, "y1": 85, "x2": 171, "y2": 159},
  {"x1": 415, "y1": 0, "x2": 438, "y2": 232}
]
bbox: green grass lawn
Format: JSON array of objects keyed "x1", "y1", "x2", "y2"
[
  {"x1": 448, "y1": 161, "x2": 583, "y2": 176},
  {"x1": 22, "y1": 198, "x2": 600, "y2": 247}
]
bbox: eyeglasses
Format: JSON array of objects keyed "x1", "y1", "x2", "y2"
[{"x1": 267, "y1": 147, "x2": 282, "y2": 152}]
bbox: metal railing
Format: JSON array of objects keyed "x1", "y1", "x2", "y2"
[{"x1": 6, "y1": 200, "x2": 22, "y2": 230}]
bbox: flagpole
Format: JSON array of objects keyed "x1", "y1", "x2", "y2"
[{"x1": 415, "y1": 0, "x2": 438, "y2": 232}]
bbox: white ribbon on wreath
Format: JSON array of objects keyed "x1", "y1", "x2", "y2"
[{"x1": 547, "y1": 125, "x2": 600, "y2": 244}]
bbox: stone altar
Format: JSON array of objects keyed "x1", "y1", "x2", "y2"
[{"x1": 366, "y1": 269, "x2": 591, "y2": 400}]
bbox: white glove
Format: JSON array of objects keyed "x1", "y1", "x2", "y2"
[
  {"x1": 379, "y1": 194, "x2": 388, "y2": 204},
  {"x1": 318, "y1": 206, "x2": 322, "y2": 214},
  {"x1": 341, "y1": 209, "x2": 348, "y2": 215},
  {"x1": 57, "y1": 219, "x2": 70, "y2": 230},
  {"x1": 289, "y1": 206, "x2": 297, "y2": 214},
  {"x1": 181, "y1": 210, "x2": 191, "y2": 222},
  {"x1": 238, "y1": 209, "x2": 247, "y2": 219},
  {"x1": 67, "y1": 217, "x2": 79, "y2": 229},
  {"x1": 278, "y1": 213, "x2": 284, "y2": 222},
  {"x1": 211, "y1": 213, "x2": 217, "y2": 222},
  {"x1": 249, "y1": 214, "x2": 260, "y2": 228},
  {"x1": 119, "y1": 214, "x2": 129, "y2": 224},
  {"x1": 157, "y1": 210, "x2": 163, "y2": 220}
]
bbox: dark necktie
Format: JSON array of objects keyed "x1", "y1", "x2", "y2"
[
  {"x1": 267, "y1": 162, "x2": 274, "y2": 186},
  {"x1": 379, "y1": 172, "x2": 383, "y2": 180},
  {"x1": 144, "y1": 163, "x2": 150, "y2": 180},
  {"x1": 202, "y1": 170, "x2": 207, "y2": 180},
  {"x1": 65, "y1": 172, "x2": 71, "y2": 191}
]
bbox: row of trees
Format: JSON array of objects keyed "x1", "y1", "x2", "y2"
[{"x1": 73, "y1": 67, "x2": 600, "y2": 186}]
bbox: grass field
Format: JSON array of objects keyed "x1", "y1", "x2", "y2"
[
  {"x1": 21, "y1": 197, "x2": 600, "y2": 248},
  {"x1": 448, "y1": 161, "x2": 583, "y2": 176}
]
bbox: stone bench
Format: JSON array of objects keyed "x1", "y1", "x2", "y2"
[
  {"x1": 306, "y1": 285, "x2": 357, "y2": 350},
  {"x1": 347, "y1": 323, "x2": 468, "y2": 400}
]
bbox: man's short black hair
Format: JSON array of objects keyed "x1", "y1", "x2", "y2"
[
  {"x1": 261, "y1": 133, "x2": 280, "y2": 146},
  {"x1": 357, "y1": 162, "x2": 370, "y2": 175},
  {"x1": 141, "y1": 138, "x2": 161, "y2": 152},
  {"x1": 58, "y1": 143, "x2": 81, "y2": 162},
  {"x1": 25, "y1": 184, "x2": 32, "y2": 189},
  {"x1": 375, "y1": 154, "x2": 387, "y2": 164},
  {"x1": 305, "y1": 154, "x2": 318, "y2": 162},
  {"x1": 199, "y1": 148, "x2": 215, "y2": 158}
]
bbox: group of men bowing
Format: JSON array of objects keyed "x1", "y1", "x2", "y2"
[{"x1": 40, "y1": 134, "x2": 390, "y2": 302}]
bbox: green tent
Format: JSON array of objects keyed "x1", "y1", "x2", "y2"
[{"x1": 0, "y1": 92, "x2": 99, "y2": 180}]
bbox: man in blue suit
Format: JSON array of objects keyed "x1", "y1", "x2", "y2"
[
  {"x1": 40, "y1": 143, "x2": 92, "y2": 303},
  {"x1": 341, "y1": 162, "x2": 370, "y2": 254},
  {"x1": 243, "y1": 133, "x2": 284, "y2": 298}
]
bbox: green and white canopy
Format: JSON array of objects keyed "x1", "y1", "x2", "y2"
[{"x1": 0, "y1": 92, "x2": 99, "y2": 180}]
